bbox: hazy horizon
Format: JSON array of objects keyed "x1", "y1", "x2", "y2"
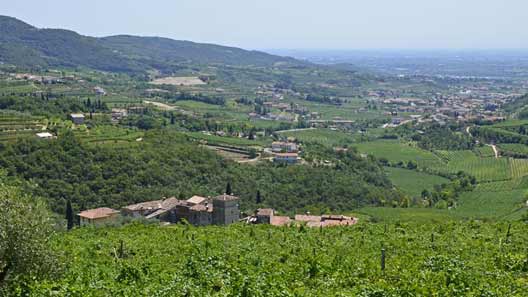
[{"x1": 2, "y1": 0, "x2": 528, "y2": 50}]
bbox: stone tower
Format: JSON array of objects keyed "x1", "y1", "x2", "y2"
[{"x1": 212, "y1": 194, "x2": 240, "y2": 225}]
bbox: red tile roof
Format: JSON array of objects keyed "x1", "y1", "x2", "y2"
[
  {"x1": 187, "y1": 196, "x2": 208, "y2": 205},
  {"x1": 78, "y1": 208, "x2": 119, "y2": 219},
  {"x1": 257, "y1": 208, "x2": 275, "y2": 217}
]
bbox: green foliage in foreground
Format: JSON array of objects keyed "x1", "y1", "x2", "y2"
[
  {"x1": 23, "y1": 222, "x2": 528, "y2": 296},
  {"x1": 0, "y1": 176, "x2": 57, "y2": 294}
]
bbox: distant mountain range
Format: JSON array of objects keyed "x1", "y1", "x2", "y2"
[{"x1": 0, "y1": 16, "x2": 302, "y2": 74}]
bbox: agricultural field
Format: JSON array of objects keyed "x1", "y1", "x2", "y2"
[
  {"x1": 455, "y1": 187, "x2": 528, "y2": 219},
  {"x1": 75, "y1": 125, "x2": 144, "y2": 147},
  {"x1": 353, "y1": 140, "x2": 443, "y2": 165},
  {"x1": 0, "y1": 113, "x2": 47, "y2": 143},
  {"x1": 473, "y1": 145, "x2": 496, "y2": 158},
  {"x1": 499, "y1": 143, "x2": 528, "y2": 155},
  {"x1": 280, "y1": 128, "x2": 361, "y2": 147},
  {"x1": 384, "y1": 167, "x2": 449, "y2": 198},
  {"x1": 430, "y1": 151, "x2": 511, "y2": 182},
  {"x1": 24, "y1": 222, "x2": 528, "y2": 296}
]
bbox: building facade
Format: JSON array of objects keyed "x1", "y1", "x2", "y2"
[
  {"x1": 274, "y1": 153, "x2": 299, "y2": 164},
  {"x1": 78, "y1": 208, "x2": 120, "y2": 226}
]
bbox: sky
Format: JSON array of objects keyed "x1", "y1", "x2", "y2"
[{"x1": 1, "y1": 0, "x2": 527, "y2": 50}]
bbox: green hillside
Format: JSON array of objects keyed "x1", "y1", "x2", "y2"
[{"x1": 0, "y1": 16, "x2": 302, "y2": 74}]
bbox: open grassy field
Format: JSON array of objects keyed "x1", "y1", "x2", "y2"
[{"x1": 385, "y1": 167, "x2": 449, "y2": 198}]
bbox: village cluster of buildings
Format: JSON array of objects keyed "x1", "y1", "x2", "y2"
[
  {"x1": 77, "y1": 193, "x2": 358, "y2": 229},
  {"x1": 78, "y1": 193, "x2": 241, "y2": 227}
]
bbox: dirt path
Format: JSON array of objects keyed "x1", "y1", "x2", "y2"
[
  {"x1": 487, "y1": 144, "x2": 499, "y2": 159},
  {"x1": 144, "y1": 100, "x2": 176, "y2": 111}
]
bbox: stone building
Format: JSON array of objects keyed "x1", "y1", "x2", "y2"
[{"x1": 212, "y1": 194, "x2": 240, "y2": 225}]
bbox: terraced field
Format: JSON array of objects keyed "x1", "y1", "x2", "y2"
[
  {"x1": 0, "y1": 114, "x2": 47, "y2": 143},
  {"x1": 75, "y1": 126, "x2": 144, "y2": 147},
  {"x1": 499, "y1": 143, "x2": 528, "y2": 155}
]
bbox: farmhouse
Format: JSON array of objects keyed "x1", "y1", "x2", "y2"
[
  {"x1": 94, "y1": 86, "x2": 106, "y2": 96},
  {"x1": 70, "y1": 113, "x2": 85, "y2": 125},
  {"x1": 256, "y1": 208, "x2": 275, "y2": 224},
  {"x1": 78, "y1": 208, "x2": 120, "y2": 226},
  {"x1": 111, "y1": 108, "x2": 128, "y2": 121},
  {"x1": 274, "y1": 153, "x2": 299, "y2": 164},
  {"x1": 271, "y1": 141, "x2": 298, "y2": 153}
]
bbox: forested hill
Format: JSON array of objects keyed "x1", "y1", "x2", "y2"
[{"x1": 0, "y1": 16, "x2": 302, "y2": 73}]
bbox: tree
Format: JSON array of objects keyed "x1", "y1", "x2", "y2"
[
  {"x1": 66, "y1": 199, "x2": 74, "y2": 230},
  {"x1": 256, "y1": 190, "x2": 262, "y2": 204},
  {"x1": 226, "y1": 182, "x2": 232, "y2": 195},
  {"x1": 0, "y1": 176, "x2": 58, "y2": 292}
]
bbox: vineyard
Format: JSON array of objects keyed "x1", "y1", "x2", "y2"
[
  {"x1": 24, "y1": 222, "x2": 528, "y2": 296},
  {"x1": 0, "y1": 113, "x2": 47, "y2": 143},
  {"x1": 456, "y1": 187, "x2": 528, "y2": 219},
  {"x1": 354, "y1": 140, "x2": 443, "y2": 165},
  {"x1": 499, "y1": 143, "x2": 528, "y2": 156},
  {"x1": 384, "y1": 167, "x2": 449, "y2": 198}
]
